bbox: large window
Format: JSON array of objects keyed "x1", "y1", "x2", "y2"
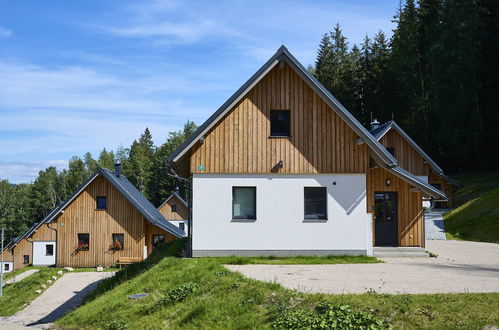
[
  {"x1": 78, "y1": 233, "x2": 90, "y2": 251},
  {"x1": 232, "y1": 187, "x2": 256, "y2": 220},
  {"x1": 45, "y1": 244, "x2": 54, "y2": 256},
  {"x1": 304, "y1": 187, "x2": 327, "y2": 220},
  {"x1": 112, "y1": 233, "x2": 124, "y2": 250},
  {"x1": 270, "y1": 110, "x2": 291, "y2": 137},
  {"x1": 152, "y1": 234, "x2": 165, "y2": 249},
  {"x1": 96, "y1": 196, "x2": 107, "y2": 210},
  {"x1": 23, "y1": 255, "x2": 29, "y2": 264}
]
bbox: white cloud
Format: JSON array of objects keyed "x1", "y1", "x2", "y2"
[
  {"x1": 0, "y1": 160, "x2": 68, "y2": 184},
  {"x1": 0, "y1": 25, "x2": 11, "y2": 38}
]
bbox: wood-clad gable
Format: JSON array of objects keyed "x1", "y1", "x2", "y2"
[
  {"x1": 188, "y1": 63, "x2": 369, "y2": 175},
  {"x1": 53, "y1": 175, "x2": 174, "y2": 267},
  {"x1": 367, "y1": 167, "x2": 424, "y2": 247},
  {"x1": 378, "y1": 129, "x2": 429, "y2": 176},
  {"x1": 158, "y1": 195, "x2": 189, "y2": 220}
]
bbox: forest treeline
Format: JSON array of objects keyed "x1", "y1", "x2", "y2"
[
  {"x1": 312, "y1": 0, "x2": 498, "y2": 173},
  {"x1": 1, "y1": 0, "x2": 497, "y2": 244},
  {"x1": 0, "y1": 122, "x2": 197, "y2": 244}
]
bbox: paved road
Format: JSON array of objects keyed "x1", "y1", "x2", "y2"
[
  {"x1": 425, "y1": 209, "x2": 450, "y2": 240},
  {"x1": 226, "y1": 240, "x2": 499, "y2": 294},
  {"x1": 3, "y1": 269, "x2": 39, "y2": 287},
  {"x1": 1, "y1": 271, "x2": 114, "y2": 329}
]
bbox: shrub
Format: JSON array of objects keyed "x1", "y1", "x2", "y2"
[{"x1": 273, "y1": 303, "x2": 388, "y2": 329}]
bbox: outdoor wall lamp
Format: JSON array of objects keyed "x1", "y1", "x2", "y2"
[
  {"x1": 386, "y1": 178, "x2": 391, "y2": 187},
  {"x1": 277, "y1": 160, "x2": 284, "y2": 169}
]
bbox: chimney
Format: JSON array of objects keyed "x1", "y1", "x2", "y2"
[
  {"x1": 114, "y1": 162, "x2": 122, "y2": 177},
  {"x1": 370, "y1": 119, "x2": 380, "y2": 130}
]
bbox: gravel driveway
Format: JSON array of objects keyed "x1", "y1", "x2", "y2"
[
  {"x1": 0, "y1": 271, "x2": 114, "y2": 329},
  {"x1": 226, "y1": 240, "x2": 499, "y2": 294}
]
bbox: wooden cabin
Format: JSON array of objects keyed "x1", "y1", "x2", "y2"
[
  {"x1": 167, "y1": 46, "x2": 446, "y2": 256},
  {"x1": 158, "y1": 192, "x2": 189, "y2": 233},
  {"x1": 8, "y1": 165, "x2": 185, "y2": 270},
  {"x1": 1, "y1": 242, "x2": 14, "y2": 273},
  {"x1": 370, "y1": 120, "x2": 461, "y2": 210}
]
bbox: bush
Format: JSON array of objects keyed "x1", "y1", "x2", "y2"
[{"x1": 273, "y1": 303, "x2": 388, "y2": 329}]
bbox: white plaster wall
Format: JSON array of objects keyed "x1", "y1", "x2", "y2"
[
  {"x1": 1, "y1": 261, "x2": 13, "y2": 273},
  {"x1": 32, "y1": 241, "x2": 56, "y2": 266},
  {"x1": 192, "y1": 174, "x2": 370, "y2": 253},
  {"x1": 168, "y1": 220, "x2": 189, "y2": 235}
]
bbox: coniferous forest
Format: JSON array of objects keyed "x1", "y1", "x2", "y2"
[{"x1": 0, "y1": 0, "x2": 497, "y2": 244}]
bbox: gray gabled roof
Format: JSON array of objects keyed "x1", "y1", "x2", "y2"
[
  {"x1": 370, "y1": 120, "x2": 444, "y2": 174},
  {"x1": 10, "y1": 168, "x2": 185, "y2": 250},
  {"x1": 167, "y1": 45, "x2": 398, "y2": 167},
  {"x1": 386, "y1": 166, "x2": 447, "y2": 199},
  {"x1": 158, "y1": 191, "x2": 189, "y2": 211},
  {"x1": 370, "y1": 120, "x2": 461, "y2": 187}
]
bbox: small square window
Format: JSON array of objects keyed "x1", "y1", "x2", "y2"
[
  {"x1": 270, "y1": 110, "x2": 291, "y2": 137},
  {"x1": 111, "y1": 233, "x2": 124, "y2": 250},
  {"x1": 179, "y1": 222, "x2": 185, "y2": 231},
  {"x1": 96, "y1": 196, "x2": 107, "y2": 210},
  {"x1": 387, "y1": 147, "x2": 395, "y2": 157},
  {"x1": 152, "y1": 234, "x2": 165, "y2": 249},
  {"x1": 171, "y1": 204, "x2": 177, "y2": 212},
  {"x1": 304, "y1": 187, "x2": 328, "y2": 220},
  {"x1": 23, "y1": 255, "x2": 29, "y2": 264},
  {"x1": 46, "y1": 244, "x2": 54, "y2": 256},
  {"x1": 78, "y1": 233, "x2": 90, "y2": 251},
  {"x1": 5, "y1": 263, "x2": 10, "y2": 271},
  {"x1": 232, "y1": 187, "x2": 256, "y2": 220}
]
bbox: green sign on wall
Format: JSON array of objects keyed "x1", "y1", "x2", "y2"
[{"x1": 197, "y1": 165, "x2": 206, "y2": 171}]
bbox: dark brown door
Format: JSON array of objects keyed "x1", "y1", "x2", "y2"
[{"x1": 374, "y1": 192, "x2": 398, "y2": 246}]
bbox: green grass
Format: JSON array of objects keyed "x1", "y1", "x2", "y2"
[
  {"x1": 57, "y1": 239, "x2": 499, "y2": 329},
  {"x1": 208, "y1": 254, "x2": 380, "y2": 265},
  {"x1": 2, "y1": 265, "x2": 38, "y2": 282},
  {"x1": 444, "y1": 172, "x2": 499, "y2": 243},
  {"x1": 0, "y1": 267, "x2": 63, "y2": 316}
]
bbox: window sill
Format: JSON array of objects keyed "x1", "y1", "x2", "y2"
[
  {"x1": 268, "y1": 135, "x2": 292, "y2": 139},
  {"x1": 303, "y1": 219, "x2": 328, "y2": 223},
  {"x1": 95, "y1": 209, "x2": 106, "y2": 211},
  {"x1": 231, "y1": 219, "x2": 257, "y2": 223}
]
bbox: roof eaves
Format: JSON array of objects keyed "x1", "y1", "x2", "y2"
[
  {"x1": 386, "y1": 165, "x2": 447, "y2": 199},
  {"x1": 168, "y1": 45, "x2": 398, "y2": 167}
]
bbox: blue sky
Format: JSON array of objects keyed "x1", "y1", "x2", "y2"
[{"x1": 0, "y1": 0, "x2": 399, "y2": 183}]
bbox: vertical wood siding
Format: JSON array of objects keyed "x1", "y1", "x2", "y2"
[
  {"x1": 12, "y1": 225, "x2": 55, "y2": 270},
  {"x1": 144, "y1": 223, "x2": 177, "y2": 256},
  {"x1": 367, "y1": 167, "x2": 424, "y2": 247},
  {"x1": 54, "y1": 175, "x2": 175, "y2": 268},
  {"x1": 188, "y1": 63, "x2": 369, "y2": 174},
  {"x1": 158, "y1": 196, "x2": 189, "y2": 220},
  {"x1": 428, "y1": 171, "x2": 454, "y2": 208},
  {"x1": 379, "y1": 129, "x2": 429, "y2": 176}
]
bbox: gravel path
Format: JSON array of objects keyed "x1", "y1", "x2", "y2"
[
  {"x1": 425, "y1": 209, "x2": 449, "y2": 240},
  {"x1": 226, "y1": 240, "x2": 499, "y2": 294},
  {"x1": 1, "y1": 271, "x2": 114, "y2": 329},
  {"x1": 3, "y1": 269, "x2": 39, "y2": 287}
]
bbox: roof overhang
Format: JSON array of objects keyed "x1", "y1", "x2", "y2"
[
  {"x1": 167, "y1": 45, "x2": 398, "y2": 168},
  {"x1": 386, "y1": 166, "x2": 448, "y2": 200}
]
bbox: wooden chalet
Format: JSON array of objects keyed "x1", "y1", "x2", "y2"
[
  {"x1": 7, "y1": 164, "x2": 185, "y2": 270},
  {"x1": 158, "y1": 192, "x2": 189, "y2": 233},
  {"x1": 167, "y1": 46, "x2": 447, "y2": 256}
]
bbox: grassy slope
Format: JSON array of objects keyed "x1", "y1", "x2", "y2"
[
  {"x1": 0, "y1": 267, "x2": 63, "y2": 316},
  {"x1": 209, "y1": 254, "x2": 380, "y2": 265},
  {"x1": 445, "y1": 172, "x2": 499, "y2": 243},
  {"x1": 58, "y1": 240, "x2": 499, "y2": 329}
]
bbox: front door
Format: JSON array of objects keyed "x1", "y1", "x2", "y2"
[{"x1": 374, "y1": 192, "x2": 398, "y2": 246}]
